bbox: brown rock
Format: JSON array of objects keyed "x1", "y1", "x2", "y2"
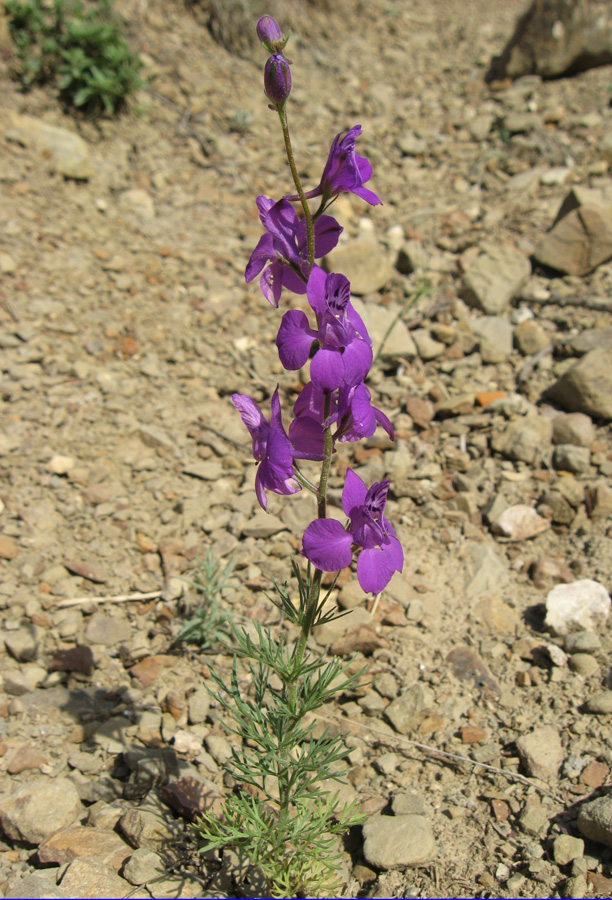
[
  {"x1": 48, "y1": 646, "x2": 94, "y2": 676},
  {"x1": 5, "y1": 744, "x2": 47, "y2": 775},
  {"x1": 160, "y1": 776, "x2": 224, "y2": 822},
  {"x1": 0, "y1": 536, "x2": 19, "y2": 560},
  {"x1": 516, "y1": 725, "x2": 564, "y2": 781},
  {"x1": 490, "y1": 504, "x2": 550, "y2": 541},
  {"x1": 529, "y1": 557, "x2": 574, "y2": 590},
  {"x1": 491, "y1": 799, "x2": 510, "y2": 822},
  {"x1": 129, "y1": 656, "x2": 173, "y2": 688},
  {"x1": 38, "y1": 825, "x2": 131, "y2": 872},
  {"x1": 534, "y1": 206, "x2": 612, "y2": 276},
  {"x1": 488, "y1": 0, "x2": 612, "y2": 81},
  {"x1": 580, "y1": 762, "x2": 610, "y2": 789},
  {"x1": 59, "y1": 858, "x2": 130, "y2": 899},
  {"x1": 585, "y1": 482, "x2": 612, "y2": 519},
  {"x1": 330, "y1": 625, "x2": 390, "y2": 657},
  {"x1": 461, "y1": 725, "x2": 486, "y2": 744},
  {"x1": 547, "y1": 347, "x2": 612, "y2": 420},
  {"x1": 446, "y1": 646, "x2": 501, "y2": 698},
  {"x1": 405, "y1": 396, "x2": 434, "y2": 428},
  {"x1": 63, "y1": 560, "x2": 108, "y2": 583}
]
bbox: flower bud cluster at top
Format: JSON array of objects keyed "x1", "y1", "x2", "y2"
[
  {"x1": 256, "y1": 14, "x2": 292, "y2": 107},
  {"x1": 233, "y1": 17, "x2": 403, "y2": 595}
]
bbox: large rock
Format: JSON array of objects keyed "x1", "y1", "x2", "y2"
[
  {"x1": 38, "y1": 825, "x2": 131, "y2": 871},
  {"x1": 464, "y1": 545, "x2": 510, "y2": 599},
  {"x1": 4, "y1": 875, "x2": 71, "y2": 899},
  {"x1": 563, "y1": 325, "x2": 612, "y2": 356},
  {"x1": 516, "y1": 725, "x2": 564, "y2": 781},
  {"x1": 59, "y1": 857, "x2": 131, "y2": 899},
  {"x1": 324, "y1": 236, "x2": 395, "y2": 295},
  {"x1": 362, "y1": 814, "x2": 437, "y2": 869},
  {"x1": 533, "y1": 205, "x2": 612, "y2": 276},
  {"x1": 119, "y1": 806, "x2": 177, "y2": 851},
  {"x1": 461, "y1": 244, "x2": 531, "y2": 314},
  {"x1": 5, "y1": 113, "x2": 93, "y2": 180},
  {"x1": 546, "y1": 347, "x2": 612, "y2": 420},
  {"x1": 491, "y1": 414, "x2": 553, "y2": 463},
  {"x1": 577, "y1": 794, "x2": 612, "y2": 848},
  {"x1": 0, "y1": 777, "x2": 82, "y2": 844},
  {"x1": 351, "y1": 299, "x2": 417, "y2": 361},
  {"x1": 384, "y1": 684, "x2": 431, "y2": 734},
  {"x1": 545, "y1": 579, "x2": 611, "y2": 635},
  {"x1": 487, "y1": 0, "x2": 612, "y2": 81}
]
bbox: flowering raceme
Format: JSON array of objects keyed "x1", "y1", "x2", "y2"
[
  {"x1": 245, "y1": 198, "x2": 342, "y2": 306},
  {"x1": 302, "y1": 469, "x2": 403, "y2": 593},
  {"x1": 204, "y1": 17, "x2": 405, "y2": 895}
]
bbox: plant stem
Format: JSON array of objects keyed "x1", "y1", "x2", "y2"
[
  {"x1": 278, "y1": 107, "x2": 315, "y2": 273},
  {"x1": 289, "y1": 393, "x2": 333, "y2": 700}
]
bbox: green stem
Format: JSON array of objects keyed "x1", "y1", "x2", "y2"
[
  {"x1": 278, "y1": 106, "x2": 315, "y2": 273},
  {"x1": 289, "y1": 394, "x2": 333, "y2": 699}
]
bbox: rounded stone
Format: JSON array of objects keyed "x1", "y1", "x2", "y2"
[
  {"x1": 362, "y1": 814, "x2": 437, "y2": 870},
  {"x1": 586, "y1": 691, "x2": 612, "y2": 715},
  {"x1": 0, "y1": 777, "x2": 82, "y2": 844},
  {"x1": 568, "y1": 653, "x2": 599, "y2": 677},
  {"x1": 577, "y1": 795, "x2": 612, "y2": 848},
  {"x1": 564, "y1": 632, "x2": 601, "y2": 654}
]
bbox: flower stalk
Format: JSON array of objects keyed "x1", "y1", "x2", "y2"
[{"x1": 194, "y1": 16, "x2": 403, "y2": 899}]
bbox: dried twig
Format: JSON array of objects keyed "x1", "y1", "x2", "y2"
[
  {"x1": 516, "y1": 341, "x2": 554, "y2": 386},
  {"x1": 318, "y1": 714, "x2": 564, "y2": 802},
  {"x1": 56, "y1": 590, "x2": 162, "y2": 609},
  {"x1": 535, "y1": 292, "x2": 612, "y2": 312},
  {"x1": 0, "y1": 297, "x2": 19, "y2": 323}
]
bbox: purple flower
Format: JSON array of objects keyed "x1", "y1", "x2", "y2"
[
  {"x1": 289, "y1": 383, "x2": 327, "y2": 460},
  {"x1": 287, "y1": 378, "x2": 392, "y2": 456},
  {"x1": 264, "y1": 54, "x2": 292, "y2": 106},
  {"x1": 287, "y1": 125, "x2": 381, "y2": 207},
  {"x1": 246, "y1": 199, "x2": 342, "y2": 307},
  {"x1": 276, "y1": 266, "x2": 372, "y2": 391},
  {"x1": 335, "y1": 382, "x2": 394, "y2": 443},
  {"x1": 232, "y1": 389, "x2": 300, "y2": 511},
  {"x1": 302, "y1": 469, "x2": 403, "y2": 593}
]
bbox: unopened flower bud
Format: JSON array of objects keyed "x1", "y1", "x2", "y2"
[
  {"x1": 256, "y1": 15, "x2": 282, "y2": 52},
  {"x1": 264, "y1": 54, "x2": 292, "y2": 107}
]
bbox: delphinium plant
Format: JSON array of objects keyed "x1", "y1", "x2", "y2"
[{"x1": 194, "y1": 16, "x2": 404, "y2": 898}]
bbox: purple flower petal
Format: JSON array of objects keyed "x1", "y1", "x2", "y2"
[
  {"x1": 232, "y1": 394, "x2": 268, "y2": 459},
  {"x1": 342, "y1": 468, "x2": 367, "y2": 518},
  {"x1": 306, "y1": 265, "x2": 328, "y2": 318},
  {"x1": 302, "y1": 519, "x2": 353, "y2": 571},
  {"x1": 281, "y1": 267, "x2": 308, "y2": 295},
  {"x1": 312, "y1": 215, "x2": 343, "y2": 257},
  {"x1": 289, "y1": 415, "x2": 327, "y2": 460},
  {"x1": 276, "y1": 310, "x2": 316, "y2": 370},
  {"x1": 260, "y1": 261, "x2": 283, "y2": 307},
  {"x1": 346, "y1": 303, "x2": 371, "y2": 345},
  {"x1": 266, "y1": 199, "x2": 301, "y2": 260},
  {"x1": 374, "y1": 406, "x2": 394, "y2": 440},
  {"x1": 341, "y1": 339, "x2": 372, "y2": 387},
  {"x1": 256, "y1": 195, "x2": 275, "y2": 225},
  {"x1": 310, "y1": 348, "x2": 344, "y2": 392},
  {"x1": 356, "y1": 540, "x2": 402, "y2": 593},
  {"x1": 245, "y1": 233, "x2": 275, "y2": 284},
  {"x1": 353, "y1": 185, "x2": 382, "y2": 206}
]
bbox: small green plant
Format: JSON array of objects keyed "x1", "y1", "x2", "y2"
[
  {"x1": 195, "y1": 563, "x2": 364, "y2": 898},
  {"x1": 5, "y1": 0, "x2": 142, "y2": 114},
  {"x1": 175, "y1": 552, "x2": 235, "y2": 651}
]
